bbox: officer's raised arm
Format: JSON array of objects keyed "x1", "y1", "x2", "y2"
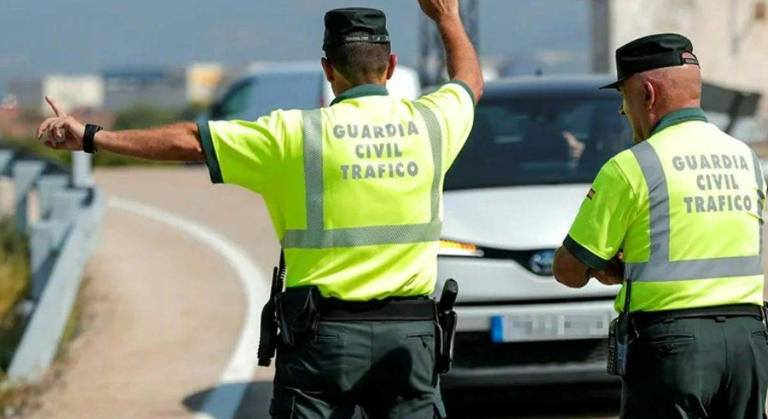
[{"x1": 418, "y1": 0, "x2": 483, "y2": 102}]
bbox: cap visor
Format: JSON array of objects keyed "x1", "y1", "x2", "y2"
[{"x1": 599, "y1": 79, "x2": 623, "y2": 90}]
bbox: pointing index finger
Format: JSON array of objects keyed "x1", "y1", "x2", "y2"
[{"x1": 45, "y1": 96, "x2": 66, "y2": 117}]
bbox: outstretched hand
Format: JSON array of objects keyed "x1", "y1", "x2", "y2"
[{"x1": 36, "y1": 96, "x2": 86, "y2": 151}]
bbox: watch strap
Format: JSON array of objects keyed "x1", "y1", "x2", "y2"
[{"x1": 83, "y1": 124, "x2": 103, "y2": 154}]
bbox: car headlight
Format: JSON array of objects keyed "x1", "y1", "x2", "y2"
[
  {"x1": 438, "y1": 239, "x2": 484, "y2": 257},
  {"x1": 529, "y1": 249, "x2": 555, "y2": 275}
]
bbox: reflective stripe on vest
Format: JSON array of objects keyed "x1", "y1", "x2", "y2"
[
  {"x1": 752, "y1": 150, "x2": 766, "y2": 255},
  {"x1": 624, "y1": 141, "x2": 764, "y2": 282},
  {"x1": 281, "y1": 104, "x2": 443, "y2": 249}
]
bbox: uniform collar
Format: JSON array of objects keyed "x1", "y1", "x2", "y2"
[
  {"x1": 649, "y1": 107, "x2": 708, "y2": 137},
  {"x1": 330, "y1": 84, "x2": 389, "y2": 106}
]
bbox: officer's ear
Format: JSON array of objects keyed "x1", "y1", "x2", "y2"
[
  {"x1": 643, "y1": 79, "x2": 656, "y2": 110},
  {"x1": 321, "y1": 57, "x2": 335, "y2": 83},
  {"x1": 385, "y1": 54, "x2": 398, "y2": 81}
]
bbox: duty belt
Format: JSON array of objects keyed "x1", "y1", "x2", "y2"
[
  {"x1": 318, "y1": 297, "x2": 437, "y2": 321},
  {"x1": 630, "y1": 303, "x2": 763, "y2": 328}
]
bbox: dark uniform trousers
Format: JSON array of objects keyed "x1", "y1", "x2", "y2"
[
  {"x1": 621, "y1": 315, "x2": 768, "y2": 419},
  {"x1": 270, "y1": 320, "x2": 446, "y2": 419}
]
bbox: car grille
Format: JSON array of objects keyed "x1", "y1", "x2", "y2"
[{"x1": 453, "y1": 332, "x2": 609, "y2": 368}]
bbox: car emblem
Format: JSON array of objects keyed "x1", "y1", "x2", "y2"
[{"x1": 529, "y1": 250, "x2": 555, "y2": 276}]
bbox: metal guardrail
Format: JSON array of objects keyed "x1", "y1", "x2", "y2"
[{"x1": 0, "y1": 148, "x2": 104, "y2": 384}]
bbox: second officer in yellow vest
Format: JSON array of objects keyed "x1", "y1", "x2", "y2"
[{"x1": 553, "y1": 34, "x2": 768, "y2": 418}]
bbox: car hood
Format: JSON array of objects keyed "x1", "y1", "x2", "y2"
[{"x1": 442, "y1": 184, "x2": 589, "y2": 249}]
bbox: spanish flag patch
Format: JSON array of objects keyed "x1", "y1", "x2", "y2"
[{"x1": 587, "y1": 188, "x2": 596, "y2": 200}]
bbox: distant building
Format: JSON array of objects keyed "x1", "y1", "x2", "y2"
[
  {"x1": 186, "y1": 63, "x2": 223, "y2": 106},
  {"x1": 42, "y1": 75, "x2": 104, "y2": 115},
  {"x1": 592, "y1": 0, "x2": 768, "y2": 142},
  {"x1": 101, "y1": 67, "x2": 186, "y2": 110},
  {"x1": 7, "y1": 66, "x2": 225, "y2": 113}
]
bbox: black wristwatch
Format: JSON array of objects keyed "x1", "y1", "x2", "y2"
[{"x1": 83, "y1": 124, "x2": 103, "y2": 154}]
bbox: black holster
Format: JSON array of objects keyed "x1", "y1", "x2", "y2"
[
  {"x1": 257, "y1": 252, "x2": 286, "y2": 367},
  {"x1": 436, "y1": 279, "x2": 459, "y2": 374},
  {"x1": 607, "y1": 279, "x2": 634, "y2": 377},
  {"x1": 607, "y1": 313, "x2": 632, "y2": 376},
  {"x1": 257, "y1": 298, "x2": 278, "y2": 367}
]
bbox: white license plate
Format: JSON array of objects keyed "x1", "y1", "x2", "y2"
[{"x1": 491, "y1": 310, "x2": 614, "y2": 343}]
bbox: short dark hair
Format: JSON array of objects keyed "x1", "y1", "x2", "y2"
[{"x1": 325, "y1": 31, "x2": 391, "y2": 84}]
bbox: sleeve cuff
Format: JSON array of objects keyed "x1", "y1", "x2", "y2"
[
  {"x1": 447, "y1": 79, "x2": 476, "y2": 106},
  {"x1": 563, "y1": 235, "x2": 609, "y2": 271},
  {"x1": 196, "y1": 120, "x2": 223, "y2": 184}
]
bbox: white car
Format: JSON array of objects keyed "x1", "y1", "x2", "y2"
[{"x1": 436, "y1": 74, "x2": 634, "y2": 388}]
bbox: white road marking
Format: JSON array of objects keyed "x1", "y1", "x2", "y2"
[{"x1": 109, "y1": 197, "x2": 269, "y2": 419}]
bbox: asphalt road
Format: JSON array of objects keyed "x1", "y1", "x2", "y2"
[{"x1": 29, "y1": 166, "x2": 766, "y2": 418}]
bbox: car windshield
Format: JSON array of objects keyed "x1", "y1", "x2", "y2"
[{"x1": 444, "y1": 94, "x2": 634, "y2": 190}]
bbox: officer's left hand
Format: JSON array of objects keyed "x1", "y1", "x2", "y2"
[{"x1": 593, "y1": 253, "x2": 624, "y2": 286}]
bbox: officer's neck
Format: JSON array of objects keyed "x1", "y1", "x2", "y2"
[
  {"x1": 332, "y1": 75, "x2": 387, "y2": 97},
  {"x1": 642, "y1": 99, "x2": 702, "y2": 140}
]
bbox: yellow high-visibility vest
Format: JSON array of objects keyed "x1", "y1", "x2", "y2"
[
  {"x1": 566, "y1": 108, "x2": 765, "y2": 312},
  {"x1": 198, "y1": 82, "x2": 475, "y2": 300}
]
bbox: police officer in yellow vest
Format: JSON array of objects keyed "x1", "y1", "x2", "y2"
[
  {"x1": 553, "y1": 33, "x2": 768, "y2": 418},
  {"x1": 36, "y1": 1, "x2": 482, "y2": 417}
]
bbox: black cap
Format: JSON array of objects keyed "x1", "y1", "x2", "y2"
[
  {"x1": 600, "y1": 33, "x2": 699, "y2": 89},
  {"x1": 323, "y1": 8, "x2": 390, "y2": 51}
]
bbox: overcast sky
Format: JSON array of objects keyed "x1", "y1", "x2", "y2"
[{"x1": 0, "y1": 0, "x2": 591, "y2": 96}]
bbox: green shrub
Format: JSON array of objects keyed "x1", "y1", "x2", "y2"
[
  {"x1": 112, "y1": 105, "x2": 179, "y2": 131},
  {"x1": 0, "y1": 218, "x2": 29, "y2": 371}
]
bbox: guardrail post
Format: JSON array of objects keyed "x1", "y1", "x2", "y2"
[
  {"x1": 71, "y1": 152, "x2": 92, "y2": 187},
  {"x1": 82, "y1": 188, "x2": 105, "y2": 256},
  {"x1": 0, "y1": 150, "x2": 13, "y2": 175},
  {"x1": 36, "y1": 175, "x2": 70, "y2": 220},
  {"x1": 12, "y1": 161, "x2": 45, "y2": 232},
  {"x1": 29, "y1": 222, "x2": 57, "y2": 301},
  {"x1": 26, "y1": 188, "x2": 88, "y2": 301}
]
